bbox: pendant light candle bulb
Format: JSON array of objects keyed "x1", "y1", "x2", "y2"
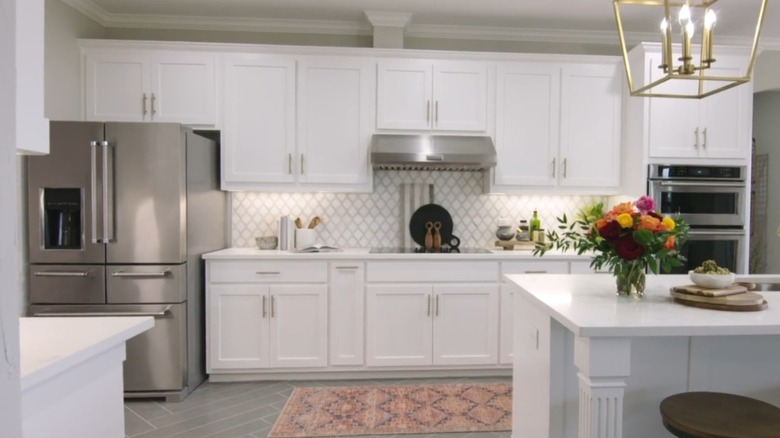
[
  {"x1": 703, "y1": 9, "x2": 717, "y2": 63},
  {"x1": 704, "y1": 9, "x2": 717, "y2": 30},
  {"x1": 678, "y1": 4, "x2": 691, "y2": 24},
  {"x1": 660, "y1": 17, "x2": 672, "y2": 70}
]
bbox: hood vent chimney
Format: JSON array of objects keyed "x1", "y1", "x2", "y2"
[{"x1": 364, "y1": 11, "x2": 411, "y2": 49}]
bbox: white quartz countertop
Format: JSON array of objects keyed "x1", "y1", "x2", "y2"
[
  {"x1": 20, "y1": 316, "x2": 154, "y2": 391},
  {"x1": 506, "y1": 274, "x2": 780, "y2": 338},
  {"x1": 203, "y1": 247, "x2": 590, "y2": 260}
]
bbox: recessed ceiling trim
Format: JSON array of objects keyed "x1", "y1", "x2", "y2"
[{"x1": 58, "y1": 0, "x2": 780, "y2": 50}]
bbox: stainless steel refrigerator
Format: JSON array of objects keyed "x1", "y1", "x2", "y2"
[{"x1": 27, "y1": 121, "x2": 227, "y2": 402}]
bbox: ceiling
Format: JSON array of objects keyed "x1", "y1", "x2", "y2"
[{"x1": 62, "y1": 0, "x2": 780, "y2": 49}]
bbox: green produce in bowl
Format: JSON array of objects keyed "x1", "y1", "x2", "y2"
[{"x1": 693, "y1": 260, "x2": 730, "y2": 275}]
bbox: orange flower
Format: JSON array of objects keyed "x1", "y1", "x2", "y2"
[
  {"x1": 610, "y1": 202, "x2": 634, "y2": 216},
  {"x1": 664, "y1": 236, "x2": 675, "y2": 250},
  {"x1": 595, "y1": 218, "x2": 608, "y2": 230},
  {"x1": 637, "y1": 214, "x2": 662, "y2": 232}
]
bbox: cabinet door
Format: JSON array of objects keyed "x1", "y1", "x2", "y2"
[
  {"x1": 223, "y1": 55, "x2": 296, "y2": 186},
  {"x1": 329, "y1": 263, "x2": 365, "y2": 366},
  {"x1": 559, "y1": 63, "x2": 622, "y2": 189},
  {"x1": 432, "y1": 61, "x2": 488, "y2": 132},
  {"x1": 207, "y1": 285, "x2": 268, "y2": 370},
  {"x1": 376, "y1": 60, "x2": 433, "y2": 130},
  {"x1": 494, "y1": 62, "x2": 560, "y2": 187},
  {"x1": 433, "y1": 284, "x2": 499, "y2": 365},
  {"x1": 499, "y1": 284, "x2": 514, "y2": 365},
  {"x1": 85, "y1": 53, "x2": 150, "y2": 122},
  {"x1": 366, "y1": 285, "x2": 433, "y2": 366},
  {"x1": 699, "y1": 56, "x2": 752, "y2": 159},
  {"x1": 268, "y1": 284, "x2": 328, "y2": 368},
  {"x1": 297, "y1": 57, "x2": 373, "y2": 189},
  {"x1": 646, "y1": 54, "x2": 701, "y2": 159},
  {"x1": 150, "y1": 53, "x2": 216, "y2": 125}
]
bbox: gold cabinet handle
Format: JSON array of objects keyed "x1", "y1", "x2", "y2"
[
  {"x1": 435, "y1": 100, "x2": 439, "y2": 124},
  {"x1": 288, "y1": 153, "x2": 292, "y2": 174},
  {"x1": 702, "y1": 127, "x2": 708, "y2": 149},
  {"x1": 300, "y1": 154, "x2": 304, "y2": 175},
  {"x1": 435, "y1": 295, "x2": 440, "y2": 317},
  {"x1": 270, "y1": 295, "x2": 275, "y2": 318},
  {"x1": 426, "y1": 100, "x2": 431, "y2": 123},
  {"x1": 563, "y1": 158, "x2": 567, "y2": 178},
  {"x1": 151, "y1": 93, "x2": 156, "y2": 115},
  {"x1": 552, "y1": 158, "x2": 556, "y2": 178},
  {"x1": 694, "y1": 128, "x2": 700, "y2": 149},
  {"x1": 427, "y1": 295, "x2": 431, "y2": 317},
  {"x1": 335, "y1": 266, "x2": 359, "y2": 270},
  {"x1": 255, "y1": 271, "x2": 280, "y2": 275},
  {"x1": 525, "y1": 270, "x2": 548, "y2": 274},
  {"x1": 142, "y1": 93, "x2": 148, "y2": 116},
  {"x1": 262, "y1": 295, "x2": 267, "y2": 318}
]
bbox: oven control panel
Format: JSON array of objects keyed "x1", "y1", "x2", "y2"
[{"x1": 650, "y1": 165, "x2": 744, "y2": 180}]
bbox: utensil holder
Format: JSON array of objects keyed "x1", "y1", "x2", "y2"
[{"x1": 295, "y1": 228, "x2": 316, "y2": 250}]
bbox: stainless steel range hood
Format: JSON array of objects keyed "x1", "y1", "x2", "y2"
[{"x1": 371, "y1": 134, "x2": 497, "y2": 171}]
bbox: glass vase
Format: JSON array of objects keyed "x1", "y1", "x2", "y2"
[{"x1": 615, "y1": 267, "x2": 646, "y2": 298}]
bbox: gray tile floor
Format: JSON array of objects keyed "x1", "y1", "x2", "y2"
[{"x1": 124, "y1": 376, "x2": 513, "y2": 438}]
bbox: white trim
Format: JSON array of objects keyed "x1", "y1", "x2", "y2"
[
  {"x1": 364, "y1": 11, "x2": 413, "y2": 29},
  {"x1": 60, "y1": 0, "x2": 780, "y2": 50}
]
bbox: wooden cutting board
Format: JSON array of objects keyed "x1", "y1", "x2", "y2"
[
  {"x1": 672, "y1": 284, "x2": 748, "y2": 297},
  {"x1": 672, "y1": 297, "x2": 768, "y2": 312},
  {"x1": 670, "y1": 290, "x2": 765, "y2": 307}
]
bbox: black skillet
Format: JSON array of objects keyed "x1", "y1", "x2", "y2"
[{"x1": 409, "y1": 203, "x2": 453, "y2": 248}]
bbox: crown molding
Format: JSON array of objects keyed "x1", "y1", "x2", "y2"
[
  {"x1": 364, "y1": 11, "x2": 413, "y2": 28},
  {"x1": 58, "y1": 0, "x2": 780, "y2": 50}
]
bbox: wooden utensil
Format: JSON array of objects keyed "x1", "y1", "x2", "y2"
[
  {"x1": 308, "y1": 216, "x2": 322, "y2": 229},
  {"x1": 295, "y1": 217, "x2": 303, "y2": 229},
  {"x1": 424, "y1": 221, "x2": 433, "y2": 250},
  {"x1": 432, "y1": 222, "x2": 442, "y2": 250},
  {"x1": 672, "y1": 284, "x2": 747, "y2": 297}
]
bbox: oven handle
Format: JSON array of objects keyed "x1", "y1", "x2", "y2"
[
  {"x1": 688, "y1": 229, "x2": 746, "y2": 236},
  {"x1": 32, "y1": 305, "x2": 172, "y2": 318},
  {"x1": 656, "y1": 181, "x2": 746, "y2": 188}
]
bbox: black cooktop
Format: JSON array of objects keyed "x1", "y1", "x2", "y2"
[{"x1": 369, "y1": 247, "x2": 492, "y2": 254}]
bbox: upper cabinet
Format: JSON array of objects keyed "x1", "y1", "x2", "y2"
[
  {"x1": 628, "y1": 44, "x2": 752, "y2": 162},
  {"x1": 84, "y1": 50, "x2": 217, "y2": 126},
  {"x1": 377, "y1": 60, "x2": 489, "y2": 132},
  {"x1": 491, "y1": 59, "x2": 623, "y2": 194},
  {"x1": 221, "y1": 54, "x2": 374, "y2": 192}
]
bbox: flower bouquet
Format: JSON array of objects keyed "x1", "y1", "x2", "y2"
[{"x1": 533, "y1": 196, "x2": 689, "y2": 297}]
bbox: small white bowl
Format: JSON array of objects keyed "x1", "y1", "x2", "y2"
[{"x1": 689, "y1": 271, "x2": 736, "y2": 289}]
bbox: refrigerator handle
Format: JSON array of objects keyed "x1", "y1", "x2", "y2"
[
  {"x1": 90, "y1": 141, "x2": 103, "y2": 243},
  {"x1": 102, "y1": 140, "x2": 115, "y2": 243},
  {"x1": 33, "y1": 306, "x2": 172, "y2": 318}
]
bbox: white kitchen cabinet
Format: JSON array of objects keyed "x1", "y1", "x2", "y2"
[
  {"x1": 84, "y1": 51, "x2": 216, "y2": 125},
  {"x1": 222, "y1": 54, "x2": 373, "y2": 192},
  {"x1": 222, "y1": 54, "x2": 296, "y2": 187},
  {"x1": 366, "y1": 283, "x2": 499, "y2": 367},
  {"x1": 631, "y1": 44, "x2": 752, "y2": 161},
  {"x1": 491, "y1": 60, "x2": 622, "y2": 193},
  {"x1": 329, "y1": 262, "x2": 365, "y2": 366},
  {"x1": 377, "y1": 60, "x2": 488, "y2": 132},
  {"x1": 206, "y1": 260, "x2": 328, "y2": 371},
  {"x1": 499, "y1": 284, "x2": 514, "y2": 365},
  {"x1": 296, "y1": 57, "x2": 374, "y2": 190}
]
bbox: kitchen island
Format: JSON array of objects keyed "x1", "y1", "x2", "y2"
[
  {"x1": 507, "y1": 274, "x2": 780, "y2": 438},
  {"x1": 20, "y1": 316, "x2": 154, "y2": 438}
]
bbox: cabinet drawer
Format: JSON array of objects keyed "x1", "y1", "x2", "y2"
[
  {"x1": 367, "y1": 261, "x2": 499, "y2": 283},
  {"x1": 208, "y1": 261, "x2": 328, "y2": 283},
  {"x1": 501, "y1": 260, "x2": 569, "y2": 276}
]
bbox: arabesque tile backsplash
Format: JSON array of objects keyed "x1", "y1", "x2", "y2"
[{"x1": 231, "y1": 171, "x2": 605, "y2": 248}]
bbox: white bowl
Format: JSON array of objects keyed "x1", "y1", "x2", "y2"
[{"x1": 688, "y1": 271, "x2": 736, "y2": 289}]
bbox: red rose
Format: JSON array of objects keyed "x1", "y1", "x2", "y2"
[
  {"x1": 614, "y1": 234, "x2": 644, "y2": 260},
  {"x1": 598, "y1": 220, "x2": 622, "y2": 242}
]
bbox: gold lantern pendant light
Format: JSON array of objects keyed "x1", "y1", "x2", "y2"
[{"x1": 614, "y1": 0, "x2": 769, "y2": 99}]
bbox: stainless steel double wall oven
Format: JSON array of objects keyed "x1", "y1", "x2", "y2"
[
  {"x1": 27, "y1": 121, "x2": 226, "y2": 401},
  {"x1": 648, "y1": 164, "x2": 747, "y2": 274}
]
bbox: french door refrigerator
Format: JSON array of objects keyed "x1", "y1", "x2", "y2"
[{"x1": 27, "y1": 121, "x2": 227, "y2": 401}]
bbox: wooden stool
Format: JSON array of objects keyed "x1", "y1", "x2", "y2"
[{"x1": 660, "y1": 392, "x2": 780, "y2": 437}]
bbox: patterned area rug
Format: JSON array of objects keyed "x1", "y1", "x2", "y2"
[{"x1": 268, "y1": 382, "x2": 512, "y2": 437}]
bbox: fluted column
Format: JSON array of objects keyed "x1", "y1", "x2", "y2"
[{"x1": 574, "y1": 336, "x2": 632, "y2": 438}]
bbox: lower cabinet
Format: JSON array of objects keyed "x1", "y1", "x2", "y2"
[
  {"x1": 366, "y1": 283, "x2": 499, "y2": 367},
  {"x1": 208, "y1": 283, "x2": 328, "y2": 370},
  {"x1": 329, "y1": 262, "x2": 365, "y2": 366}
]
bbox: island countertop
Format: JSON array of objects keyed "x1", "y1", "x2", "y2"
[
  {"x1": 20, "y1": 316, "x2": 154, "y2": 390},
  {"x1": 202, "y1": 247, "x2": 590, "y2": 260},
  {"x1": 505, "y1": 274, "x2": 780, "y2": 338}
]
